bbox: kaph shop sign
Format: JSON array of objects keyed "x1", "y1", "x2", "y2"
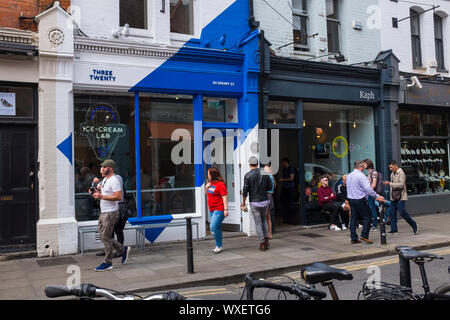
[{"x1": 80, "y1": 104, "x2": 126, "y2": 160}]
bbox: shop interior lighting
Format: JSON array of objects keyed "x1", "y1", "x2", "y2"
[
  {"x1": 303, "y1": 120, "x2": 306, "y2": 127},
  {"x1": 353, "y1": 121, "x2": 357, "y2": 128},
  {"x1": 329, "y1": 121, "x2": 332, "y2": 128}
]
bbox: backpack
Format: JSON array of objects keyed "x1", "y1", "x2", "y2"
[
  {"x1": 118, "y1": 182, "x2": 133, "y2": 228},
  {"x1": 375, "y1": 171, "x2": 384, "y2": 194}
]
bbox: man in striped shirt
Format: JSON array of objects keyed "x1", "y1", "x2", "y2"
[{"x1": 346, "y1": 160, "x2": 385, "y2": 244}]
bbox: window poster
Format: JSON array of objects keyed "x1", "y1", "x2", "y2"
[{"x1": 0, "y1": 93, "x2": 16, "y2": 116}]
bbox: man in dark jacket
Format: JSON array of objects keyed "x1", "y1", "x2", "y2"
[{"x1": 241, "y1": 157, "x2": 273, "y2": 251}]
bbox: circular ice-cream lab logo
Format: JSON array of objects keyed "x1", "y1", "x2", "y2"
[{"x1": 80, "y1": 104, "x2": 126, "y2": 161}]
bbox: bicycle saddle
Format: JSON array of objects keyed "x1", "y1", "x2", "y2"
[
  {"x1": 398, "y1": 248, "x2": 443, "y2": 261},
  {"x1": 301, "y1": 262, "x2": 353, "y2": 284}
]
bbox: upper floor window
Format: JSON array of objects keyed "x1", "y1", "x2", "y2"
[
  {"x1": 410, "y1": 8, "x2": 422, "y2": 68},
  {"x1": 292, "y1": 0, "x2": 308, "y2": 51},
  {"x1": 326, "y1": 0, "x2": 340, "y2": 53},
  {"x1": 170, "y1": 0, "x2": 194, "y2": 35},
  {"x1": 434, "y1": 14, "x2": 445, "y2": 71},
  {"x1": 120, "y1": 0, "x2": 147, "y2": 29}
]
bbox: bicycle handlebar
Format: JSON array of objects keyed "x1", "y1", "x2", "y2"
[
  {"x1": 244, "y1": 273, "x2": 327, "y2": 300},
  {"x1": 45, "y1": 284, "x2": 187, "y2": 300}
]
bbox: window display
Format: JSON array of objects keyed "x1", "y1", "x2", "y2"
[
  {"x1": 399, "y1": 110, "x2": 450, "y2": 195},
  {"x1": 303, "y1": 103, "x2": 376, "y2": 213},
  {"x1": 400, "y1": 141, "x2": 450, "y2": 194}
]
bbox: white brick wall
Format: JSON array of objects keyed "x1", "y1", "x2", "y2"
[
  {"x1": 255, "y1": 0, "x2": 380, "y2": 64},
  {"x1": 380, "y1": 0, "x2": 450, "y2": 76},
  {"x1": 72, "y1": 0, "x2": 235, "y2": 47}
]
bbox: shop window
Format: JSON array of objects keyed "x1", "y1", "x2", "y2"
[
  {"x1": 434, "y1": 14, "x2": 445, "y2": 71},
  {"x1": 0, "y1": 85, "x2": 33, "y2": 118},
  {"x1": 326, "y1": 0, "x2": 340, "y2": 53},
  {"x1": 400, "y1": 111, "x2": 450, "y2": 195},
  {"x1": 266, "y1": 100, "x2": 296, "y2": 125},
  {"x1": 410, "y1": 8, "x2": 422, "y2": 68},
  {"x1": 140, "y1": 98, "x2": 195, "y2": 216},
  {"x1": 74, "y1": 94, "x2": 136, "y2": 222},
  {"x1": 170, "y1": 0, "x2": 194, "y2": 35},
  {"x1": 292, "y1": 0, "x2": 308, "y2": 51},
  {"x1": 303, "y1": 103, "x2": 375, "y2": 214},
  {"x1": 120, "y1": 0, "x2": 147, "y2": 29},
  {"x1": 203, "y1": 97, "x2": 238, "y2": 123},
  {"x1": 400, "y1": 111, "x2": 421, "y2": 136}
]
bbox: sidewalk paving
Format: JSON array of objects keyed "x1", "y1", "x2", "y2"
[{"x1": 1, "y1": 212, "x2": 450, "y2": 300}]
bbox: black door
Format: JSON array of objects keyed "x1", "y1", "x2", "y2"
[{"x1": 0, "y1": 126, "x2": 37, "y2": 247}]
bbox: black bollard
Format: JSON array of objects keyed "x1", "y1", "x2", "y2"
[
  {"x1": 379, "y1": 202, "x2": 387, "y2": 245},
  {"x1": 396, "y1": 246, "x2": 412, "y2": 288},
  {"x1": 186, "y1": 217, "x2": 194, "y2": 274}
]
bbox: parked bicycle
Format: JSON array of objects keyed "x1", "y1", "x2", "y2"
[
  {"x1": 358, "y1": 246, "x2": 450, "y2": 300},
  {"x1": 241, "y1": 273, "x2": 327, "y2": 300},
  {"x1": 45, "y1": 283, "x2": 187, "y2": 300}
]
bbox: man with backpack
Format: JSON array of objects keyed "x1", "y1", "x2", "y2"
[{"x1": 363, "y1": 159, "x2": 384, "y2": 231}]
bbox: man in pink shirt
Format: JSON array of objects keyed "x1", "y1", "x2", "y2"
[{"x1": 318, "y1": 175, "x2": 346, "y2": 231}]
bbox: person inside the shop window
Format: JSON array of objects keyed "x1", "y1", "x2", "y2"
[
  {"x1": 317, "y1": 175, "x2": 346, "y2": 231},
  {"x1": 205, "y1": 167, "x2": 228, "y2": 254},
  {"x1": 279, "y1": 158, "x2": 295, "y2": 223}
]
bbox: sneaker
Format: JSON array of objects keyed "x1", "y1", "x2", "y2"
[
  {"x1": 122, "y1": 246, "x2": 131, "y2": 264},
  {"x1": 213, "y1": 247, "x2": 223, "y2": 254},
  {"x1": 341, "y1": 224, "x2": 347, "y2": 230},
  {"x1": 413, "y1": 224, "x2": 419, "y2": 235},
  {"x1": 358, "y1": 224, "x2": 363, "y2": 229},
  {"x1": 351, "y1": 240, "x2": 361, "y2": 244},
  {"x1": 330, "y1": 225, "x2": 341, "y2": 231},
  {"x1": 95, "y1": 262, "x2": 113, "y2": 272},
  {"x1": 370, "y1": 227, "x2": 378, "y2": 231}
]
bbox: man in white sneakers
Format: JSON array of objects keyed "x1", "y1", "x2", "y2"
[{"x1": 92, "y1": 159, "x2": 131, "y2": 271}]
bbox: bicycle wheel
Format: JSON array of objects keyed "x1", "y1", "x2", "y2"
[
  {"x1": 434, "y1": 283, "x2": 450, "y2": 297},
  {"x1": 358, "y1": 282, "x2": 417, "y2": 300}
]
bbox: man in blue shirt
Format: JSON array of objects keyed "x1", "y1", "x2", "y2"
[{"x1": 347, "y1": 160, "x2": 384, "y2": 244}]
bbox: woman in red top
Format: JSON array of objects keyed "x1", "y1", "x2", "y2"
[
  {"x1": 205, "y1": 167, "x2": 228, "y2": 254},
  {"x1": 317, "y1": 175, "x2": 346, "y2": 231}
]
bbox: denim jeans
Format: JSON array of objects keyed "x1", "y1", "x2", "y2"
[
  {"x1": 209, "y1": 210, "x2": 225, "y2": 248},
  {"x1": 368, "y1": 197, "x2": 379, "y2": 228},
  {"x1": 389, "y1": 201, "x2": 417, "y2": 232},
  {"x1": 250, "y1": 205, "x2": 269, "y2": 243}
]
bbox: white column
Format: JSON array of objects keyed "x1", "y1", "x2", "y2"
[{"x1": 36, "y1": 2, "x2": 78, "y2": 257}]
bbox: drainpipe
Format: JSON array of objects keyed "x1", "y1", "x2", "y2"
[{"x1": 249, "y1": 0, "x2": 259, "y2": 29}]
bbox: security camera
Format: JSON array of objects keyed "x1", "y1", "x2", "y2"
[{"x1": 407, "y1": 76, "x2": 423, "y2": 89}]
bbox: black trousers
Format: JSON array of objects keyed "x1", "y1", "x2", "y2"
[
  {"x1": 321, "y1": 202, "x2": 344, "y2": 226},
  {"x1": 111, "y1": 220, "x2": 125, "y2": 245},
  {"x1": 281, "y1": 187, "x2": 294, "y2": 222},
  {"x1": 348, "y1": 198, "x2": 372, "y2": 241}
]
